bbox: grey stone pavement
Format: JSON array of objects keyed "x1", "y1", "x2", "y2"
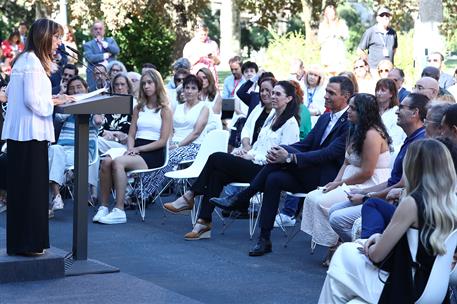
[{"x1": 0, "y1": 196, "x2": 328, "y2": 304}]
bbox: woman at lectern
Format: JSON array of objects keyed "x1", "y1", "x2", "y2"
[{"x1": 0, "y1": 19, "x2": 73, "y2": 256}]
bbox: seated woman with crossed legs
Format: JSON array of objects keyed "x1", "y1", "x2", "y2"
[{"x1": 164, "y1": 80, "x2": 300, "y2": 240}]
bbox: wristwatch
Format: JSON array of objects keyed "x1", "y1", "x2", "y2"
[{"x1": 286, "y1": 153, "x2": 292, "y2": 164}]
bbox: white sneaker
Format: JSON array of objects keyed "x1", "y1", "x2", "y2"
[
  {"x1": 92, "y1": 206, "x2": 110, "y2": 222},
  {"x1": 98, "y1": 208, "x2": 127, "y2": 224},
  {"x1": 51, "y1": 194, "x2": 64, "y2": 211},
  {"x1": 274, "y1": 213, "x2": 296, "y2": 228}
]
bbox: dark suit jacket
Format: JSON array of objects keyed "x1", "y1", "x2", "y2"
[
  {"x1": 283, "y1": 111, "x2": 349, "y2": 187},
  {"x1": 398, "y1": 87, "x2": 410, "y2": 103}
]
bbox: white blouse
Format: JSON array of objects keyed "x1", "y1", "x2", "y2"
[
  {"x1": 172, "y1": 101, "x2": 207, "y2": 145},
  {"x1": 240, "y1": 104, "x2": 272, "y2": 145},
  {"x1": 382, "y1": 106, "x2": 406, "y2": 154},
  {"x1": 1, "y1": 52, "x2": 55, "y2": 142},
  {"x1": 248, "y1": 115, "x2": 299, "y2": 165}
]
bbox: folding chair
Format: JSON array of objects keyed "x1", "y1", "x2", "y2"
[
  {"x1": 126, "y1": 144, "x2": 169, "y2": 221},
  {"x1": 282, "y1": 191, "x2": 307, "y2": 248},
  {"x1": 165, "y1": 129, "x2": 230, "y2": 225}
]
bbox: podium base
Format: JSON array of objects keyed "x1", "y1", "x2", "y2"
[{"x1": 65, "y1": 257, "x2": 119, "y2": 276}]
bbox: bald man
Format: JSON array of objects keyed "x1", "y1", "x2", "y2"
[{"x1": 412, "y1": 77, "x2": 439, "y2": 100}]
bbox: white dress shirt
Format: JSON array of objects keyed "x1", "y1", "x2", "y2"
[
  {"x1": 1, "y1": 52, "x2": 55, "y2": 142},
  {"x1": 320, "y1": 105, "x2": 349, "y2": 145}
]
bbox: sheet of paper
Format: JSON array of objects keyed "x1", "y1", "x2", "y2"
[{"x1": 72, "y1": 88, "x2": 107, "y2": 102}]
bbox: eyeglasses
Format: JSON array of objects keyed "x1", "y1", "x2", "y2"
[
  {"x1": 414, "y1": 84, "x2": 434, "y2": 91},
  {"x1": 379, "y1": 13, "x2": 391, "y2": 17},
  {"x1": 398, "y1": 104, "x2": 414, "y2": 110},
  {"x1": 378, "y1": 69, "x2": 390, "y2": 74},
  {"x1": 175, "y1": 77, "x2": 186, "y2": 83},
  {"x1": 53, "y1": 34, "x2": 63, "y2": 40},
  {"x1": 354, "y1": 65, "x2": 365, "y2": 70}
]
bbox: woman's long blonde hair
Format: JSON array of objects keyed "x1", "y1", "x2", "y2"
[
  {"x1": 403, "y1": 139, "x2": 457, "y2": 255},
  {"x1": 13, "y1": 19, "x2": 63, "y2": 76},
  {"x1": 137, "y1": 69, "x2": 169, "y2": 112}
]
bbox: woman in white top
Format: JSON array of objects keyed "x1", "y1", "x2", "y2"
[
  {"x1": 139, "y1": 74, "x2": 210, "y2": 198},
  {"x1": 301, "y1": 93, "x2": 392, "y2": 265},
  {"x1": 196, "y1": 67, "x2": 222, "y2": 131},
  {"x1": 164, "y1": 80, "x2": 300, "y2": 240},
  {"x1": 1, "y1": 19, "x2": 73, "y2": 255},
  {"x1": 353, "y1": 58, "x2": 375, "y2": 94},
  {"x1": 375, "y1": 78, "x2": 406, "y2": 154},
  {"x1": 94, "y1": 69, "x2": 172, "y2": 224}
]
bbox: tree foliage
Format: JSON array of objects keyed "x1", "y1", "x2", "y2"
[{"x1": 113, "y1": 11, "x2": 176, "y2": 75}]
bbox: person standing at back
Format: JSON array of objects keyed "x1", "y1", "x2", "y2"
[
  {"x1": 357, "y1": 7, "x2": 398, "y2": 71},
  {"x1": 83, "y1": 20, "x2": 120, "y2": 91}
]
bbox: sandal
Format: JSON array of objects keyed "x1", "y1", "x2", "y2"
[
  {"x1": 184, "y1": 219, "x2": 211, "y2": 240},
  {"x1": 163, "y1": 193, "x2": 195, "y2": 214}
]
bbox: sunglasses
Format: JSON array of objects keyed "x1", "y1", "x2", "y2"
[
  {"x1": 379, "y1": 13, "x2": 391, "y2": 17},
  {"x1": 175, "y1": 77, "x2": 186, "y2": 83}
]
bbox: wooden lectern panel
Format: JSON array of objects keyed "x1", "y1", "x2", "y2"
[{"x1": 55, "y1": 94, "x2": 132, "y2": 115}]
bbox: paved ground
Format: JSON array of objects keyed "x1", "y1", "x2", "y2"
[{"x1": 0, "y1": 195, "x2": 328, "y2": 304}]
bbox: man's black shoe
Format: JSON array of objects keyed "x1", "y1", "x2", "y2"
[
  {"x1": 210, "y1": 195, "x2": 246, "y2": 211},
  {"x1": 248, "y1": 237, "x2": 272, "y2": 256}
]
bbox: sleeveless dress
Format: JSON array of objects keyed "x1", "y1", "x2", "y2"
[{"x1": 301, "y1": 150, "x2": 391, "y2": 247}]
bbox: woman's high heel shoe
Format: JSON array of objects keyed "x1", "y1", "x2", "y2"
[
  {"x1": 163, "y1": 193, "x2": 194, "y2": 214},
  {"x1": 184, "y1": 219, "x2": 211, "y2": 240}
]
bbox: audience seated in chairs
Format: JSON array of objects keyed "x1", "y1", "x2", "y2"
[
  {"x1": 48, "y1": 76, "x2": 103, "y2": 217},
  {"x1": 138, "y1": 74, "x2": 210, "y2": 200},
  {"x1": 301, "y1": 93, "x2": 392, "y2": 266},
  {"x1": 164, "y1": 80, "x2": 300, "y2": 240},
  {"x1": 98, "y1": 73, "x2": 135, "y2": 154},
  {"x1": 210, "y1": 76, "x2": 354, "y2": 256},
  {"x1": 319, "y1": 138, "x2": 457, "y2": 303},
  {"x1": 328, "y1": 93, "x2": 429, "y2": 256},
  {"x1": 93, "y1": 69, "x2": 172, "y2": 224}
]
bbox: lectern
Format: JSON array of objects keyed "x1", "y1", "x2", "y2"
[{"x1": 55, "y1": 93, "x2": 132, "y2": 275}]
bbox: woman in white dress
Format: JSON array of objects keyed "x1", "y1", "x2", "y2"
[
  {"x1": 319, "y1": 139, "x2": 457, "y2": 303},
  {"x1": 301, "y1": 93, "x2": 392, "y2": 265}
]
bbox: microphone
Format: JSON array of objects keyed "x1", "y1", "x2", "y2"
[{"x1": 66, "y1": 45, "x2": 80, "y2": 56}]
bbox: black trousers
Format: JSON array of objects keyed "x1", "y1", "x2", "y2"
[
  {"x1": 249, "y1": 163, "x2": 321, "y2": 233},
  {"x1": 191, "y1": 152, "x2": 263, "y2": 222},
  {"x1": 6, "y1": 139, "x2": 49, "y2": 254}
]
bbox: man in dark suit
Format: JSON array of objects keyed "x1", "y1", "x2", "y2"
[
  {"x1": 83, "y1": 20, "x2": 120, "y2": 91},
  {"x1": 211, "y1": 76, "x2": 354, "y2": 255},
  {"x1": 388, "y1": 68, "x2": 410, "y2": 103}
]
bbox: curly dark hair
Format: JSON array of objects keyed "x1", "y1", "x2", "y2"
[{"x1": 349, "y1": 93, "x2": 392, "y2": 155}]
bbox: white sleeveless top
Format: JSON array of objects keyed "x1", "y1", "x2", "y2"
[
  {"x1": 172, "y1": 101, "x2": 207, "y2": 144},
  {"x1": 136, "y1": 107, "x2": 162, "y2": 141}
]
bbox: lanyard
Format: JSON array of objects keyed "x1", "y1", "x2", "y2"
[
  {"x1": 307, "y1": 87, "x2": 317, "y2": 107},
  {"x1": 231, "y1": 78, "x2": 241, "y2": 97}
]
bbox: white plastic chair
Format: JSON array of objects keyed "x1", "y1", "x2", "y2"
[
  {"x1": 408, "y1": 228, "x2": 457, "y2": 304},
  {"x1": 165, "y1": 129, "x2": 230, "y2": 225},
  {"x1": 126, "y1": 144, "x2": 169, "y2": 221}
]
